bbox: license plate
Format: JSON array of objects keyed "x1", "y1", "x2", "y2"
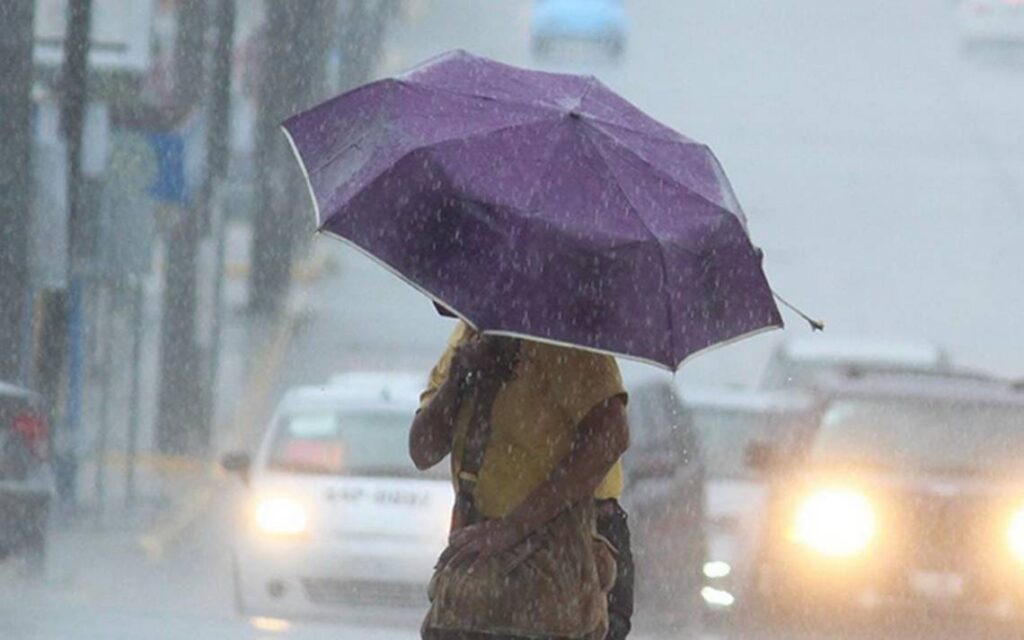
[{"x1": 909, "y1": 570, "x2": 964, "y2": 599}]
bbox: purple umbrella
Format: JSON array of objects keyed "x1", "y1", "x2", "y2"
[{"x1": 283, "y1": 50, "x2": 782, "y2": 370}]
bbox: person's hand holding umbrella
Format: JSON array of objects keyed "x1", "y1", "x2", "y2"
[{"x1": 410, "y1": 334, "x2": 520, "y2": 471}]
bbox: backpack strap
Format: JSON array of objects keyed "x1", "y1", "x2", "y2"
[
  {"x1": 450, "y1": 339, "x2": 522, "y2": 531},
  {"x1": 451, "y1": 377, "x2": 502, "y2": 530}
]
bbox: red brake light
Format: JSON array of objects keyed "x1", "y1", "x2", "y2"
[{"x1": 13, "y1": 411, "x2": 49, "y2": 460}]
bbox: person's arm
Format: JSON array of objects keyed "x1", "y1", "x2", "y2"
[
  {"x1": 409, "y1": 374, "x2": 466, "y2": 470},
  {"x1": 439, "y1": 395, "x2": 629, "y2": 568},
  {"x1": 409, "y1": 332, "x2": 496, "y2": 470}
]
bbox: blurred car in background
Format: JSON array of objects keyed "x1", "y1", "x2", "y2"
[
  {"x1": 959, "y1": 0, "x2": 1024, "y2": 47},
  {"x1": 618, "y1": 363, "x2": 705, "y2": 619},
  {"x1": 746, "y1": 371, "x2": 1024, "y2": 626},
  {"x1": 0, "y1": 380, "x2": 51, "y2": 573},
  {"x1": 761, "y1": 336, "x2": 950, "y2": 390},
  {"x1": 223, "y1": 372, "x2": 452, "y2": 618},
  {"x1": 679, "y1": 385, "x2": 815, "y2": 624},
  {"x1": 530, "y1": 0, "x2": 628, "y2": 58}
]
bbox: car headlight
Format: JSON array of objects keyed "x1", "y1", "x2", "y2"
[
  {"x1": 1008, "y1": 509, "x2": 1024, "y2": 562},
  {"x1": 252, "y1": 496, "x2": 309, "y2": 536},
  {"x1": 703, "y1": 560, "x2": 732, "y2": 579},
  {"x1": 790, "y1": 488, "x2": 876, "y2": 557}
]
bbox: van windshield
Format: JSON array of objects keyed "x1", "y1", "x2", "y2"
[
  {"x1": 267, "y1": 409, "x2": 447, "y2": 479},
  {"x1": 692, "y1": 408, "x2": 771, "y2": 479},
  {"x1": 813, "y1": 398, "x2": 1024, "y2": 475}
]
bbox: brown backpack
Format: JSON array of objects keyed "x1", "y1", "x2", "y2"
[{"x1": 422, "y1": 373, "x2": 616, "y2": 640}]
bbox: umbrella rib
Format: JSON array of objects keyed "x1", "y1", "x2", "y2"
[
  {"x1": 587, "y1": 127, "x2": 736, "y2": 218},
  {"x1": 300, "y1": 79, "x2": 553, "y2": 191},
  {"x1": 401, "y1": 76, "x2": 651, "y2": 135},
  {"x1": 398, "y1": 76, "x2": 564, "y2": 114},
  {"x1": 583, "y1": 130, "x2": 678, "y2": 363},
  {"x1": 309, "y1": 117, "x2": 561, "y2": 225},
  {"x1": 521, "y1": 120, "x2": 575, "y2": 216},
  {"x1": 587, "y1": 116, "x2": 701, "y2": 148}
]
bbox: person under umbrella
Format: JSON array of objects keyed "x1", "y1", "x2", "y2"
[
  {"x1": 282, "y1": 50, "x2": 790, "y2": 639},
  {"x1": 412, "y1": 322, "x2": 632, "y2": 640}
]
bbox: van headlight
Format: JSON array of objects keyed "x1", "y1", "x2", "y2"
[
  {"x1": 1008, "y1": 509, "x2": 1024, "y2": 562},
  {"x1": 253, "y1": 496, "x2": 309, "y2": 536},
  {"x1": 790, "y1": 488, "x2": 876, "y2": 557}
]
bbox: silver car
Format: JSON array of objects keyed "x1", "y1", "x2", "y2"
[{"x1": 679, "y1": 385, "x2": 814, "y2": 623}]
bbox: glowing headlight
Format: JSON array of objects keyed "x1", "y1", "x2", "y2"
[
  {"x1": 790, "y1": 488, "x2": 876, "y2": 557},
  {"x1": 253, "y1": 496, "x2": 309, "y2": 536},
  {"x1": 701, "y1": 586, "x2": 735, "y2": 607},
  {"x1": 703, "y1": 561, "x2": 732, "y2": 579},
  {"x1": 1008, "y1": 509, "x2": 1024, "y2": 562}
]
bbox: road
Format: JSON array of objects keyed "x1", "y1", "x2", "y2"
[{"x1": 3, "y1": 0, "x2": 1023, "y2": 638}]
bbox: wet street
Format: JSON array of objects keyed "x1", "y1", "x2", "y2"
[{"x1": 3, "y1": 0, "x2": 1024, "y2": 638}]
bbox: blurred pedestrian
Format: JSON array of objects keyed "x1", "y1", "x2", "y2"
[{"x1": 412, "y1": 321, "x2": 631, "y2": 640}]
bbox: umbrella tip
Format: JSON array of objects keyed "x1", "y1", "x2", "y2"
[
  {"x1": 569, "y1": 110, "x2": 582, "y2": 120},
  {"x1": 772, "y1": 290, "x2": 824, "y2": 333}
]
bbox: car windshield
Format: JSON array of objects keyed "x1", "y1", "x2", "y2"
[
  {"x1": 813, "y1": 398, "x2": 1024, "y2": 474},
  {"x1": 267, "y1": 409, "x2": 446, "y2": 479},
  {"x1": 692, "y1": 408, "x2": 771, "y2": 479}
]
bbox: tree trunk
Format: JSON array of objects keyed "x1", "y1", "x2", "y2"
[{"x1": 248, "y1": 0, "x2": 334, "y2": 315}]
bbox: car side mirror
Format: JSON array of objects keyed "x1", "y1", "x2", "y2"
[
  {"x1": 744, "y1": 441, "x2": 782, "y2": 474},
  {"x1": 221, "y1": 452, "x2": 251, "y2": 484}
]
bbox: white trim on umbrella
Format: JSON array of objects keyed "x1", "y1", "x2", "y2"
[{"x1": 281, "y1": 125, "x2": 324, "y2": 230}]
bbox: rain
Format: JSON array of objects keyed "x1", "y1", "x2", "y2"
[{"x1": 1, "y1": 1, "x2": 1023, "y2": 639}]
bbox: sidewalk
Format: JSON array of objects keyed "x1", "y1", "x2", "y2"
[{"x1": 57, "y1": 216, "x2": 331, "y2": 558}]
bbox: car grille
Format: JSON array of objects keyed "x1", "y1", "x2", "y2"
[
  {"x1": 301, "y1": 578, "x2": 426, "y2": 607},
  {"x1": 897, "y1": 491, "x2": 994, "y2": 572}
]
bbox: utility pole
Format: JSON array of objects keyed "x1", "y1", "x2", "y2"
[
  {"x1": 54, "y1": 0, "x2": 94, "y2": 508},
  {"x1": 207, "y1": 0, "x2": 234, "y2": 187},
  {"x1": 248, "y1": 0, "x2": 333, "y2": 315},
  {"x1": 197, "y1": 0, "x2": 236, "y2": 451},
  {"x1": 0, "y1": 1, "x2": 36, "y2": 384},
  {"x1": 155, "y1": 0, "x2": 207, "y2": 455},
  {"x1": 337, "y1": 0, "x2": 393, "y2": 91}
]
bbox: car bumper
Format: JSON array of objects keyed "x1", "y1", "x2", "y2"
[
  {"x1": 0, "y1": 483, "x2": 51, "y2": 554},
  {"x1": 757, "y1": 555, "x2": 1024, "y2": 622},
  {"x1": 235, "y1": 534, "x2": 441, "y2": 617}
]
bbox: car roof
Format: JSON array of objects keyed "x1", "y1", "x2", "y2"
[
  {"x1": 776, "y1": 336, "x2": 947, "y2": 368},
  {"x1": 676, "y1": 384, "x2": 815, "y2": 413},
  {"x1": 278, "y1": 371, "x2": 424, "y2": 414},
  {"x1": 821, "y1": 371, "x2": 1024, "y2": 407}
]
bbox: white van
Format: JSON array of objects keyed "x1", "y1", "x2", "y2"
[{"x1": 224, "y1": 372, "x2": 453, "y2": 618}]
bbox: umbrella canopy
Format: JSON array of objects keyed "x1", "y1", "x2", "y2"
[{"x1": 283, "y1": 50, "x2": 782, "y2": 370}]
